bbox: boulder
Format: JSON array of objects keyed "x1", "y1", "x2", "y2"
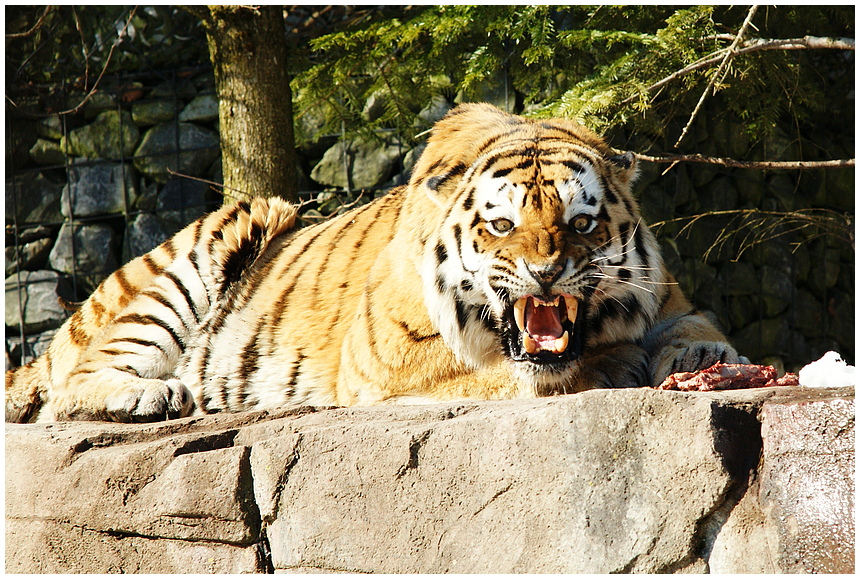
[
  {"x1": 757, "y1": 390, "x2": 855, "y2": 573},
  {"x1": 5, "y1": 236, "x2": 53, "y2": 277},
  {"x1": 122, "y1": 212, "x2": 170, "y2": 262},
  {"x1": 48, "y1": 222, "x2": 119, "y2": 293},
  {"x1": 4, "y1": 270, "x2": 71, "y2": 334},
  {"x1": 5, "y1": 386, "x2": 854, "y2": 574},
  {"x1": 708, "y1": 387, "x2": 855, "y2": 573},
  {"x1": 29, "y1": 138, "x2": 66, "y2": 166},
  {"x1": 121, "y1": 202, "x2": 210, "y2": 264},
  {"x1": 6, "y1": 328, "x2": 58, "y2": 369},
  {"x1": 179, "y1": 94, "x2": 220, "y2": 123},
  {"x1": 61, "y1": 163, "x2": 140, "y2": 218},
  {"x1": 5, "y1": 173, "x2": 65, "y2": 226},
  {"x1": 60, "y1": 110, "x2": 140, "y2": 160},
  {"x1": 134, "y1": 122, "x2": 220, "y2": 184},
  {"x1": 82, "y1": 91, "x2": 117, "y2": 120},
  {"x1": 156, "y1": 177, "x2": 211, "y2": 211},
  {"x1": 132, "y1": 100, "x2": 183, "y2": 127},
  {"x1": 36, "y1": 115, "x2": 65, "y2": 140},
  {"x1": 311, "y1": 135, "x2": 404, "y2": 190},
  {"x1": 415, "y1": 94, "x2": 452, "y2": 128}
]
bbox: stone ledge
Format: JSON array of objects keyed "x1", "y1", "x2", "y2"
[{"x1": 5, "y1": 386, "x2": 854, "y2": 573}]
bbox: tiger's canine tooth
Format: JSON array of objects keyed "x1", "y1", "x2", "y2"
[
  {"x1": 554, "y1": 331, "x2": 569, "y2": 353},
  {"x1": 522, "y1": 332, "x2": 538, "y2": 354},
  {"x1": 565, "y1": 295, "x2": 578, "y2": 324},
  {"x1": 513, "y1": 297, "x2": 526, "y2": 331}
]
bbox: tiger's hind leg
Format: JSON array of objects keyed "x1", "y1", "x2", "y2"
[
  {"x1": 44, "y1": 274, "x2": 202, "y2": 422},
  {"x1": 5, "y1": 360, "x2": 47, "y2": 423},
  {"x1": 7, "y1": 197, "x2": 299, "y2": 423}
]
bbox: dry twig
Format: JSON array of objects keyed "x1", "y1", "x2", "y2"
[
  {"x1": 5, "y1": 6, "x2": 53, "y2": 39},
  {"x1": 650, "y1": 208, "x2": 854, "y2": 260},
  {"x1": 674, "y1": 5, "x2": 760, "y2": 148},
  {"x1": 7, "y1": 7, "x2": 138, "y2": 118}
]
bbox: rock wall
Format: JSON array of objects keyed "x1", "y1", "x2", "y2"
[{"x1": 6, "y1": 386, "x2": 854, "y2": 574}]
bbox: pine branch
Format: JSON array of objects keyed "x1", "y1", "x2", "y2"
[
  {"x1": 742, "y1": 35, "x2": 855, "y2": 51},
  {"x1": 621, "y1": 35, "x2": 855, "y2": 106}
]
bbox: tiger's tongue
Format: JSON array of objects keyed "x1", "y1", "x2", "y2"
[{"x1": 525, "y1": 298, "x2": 564, "y2": 344}]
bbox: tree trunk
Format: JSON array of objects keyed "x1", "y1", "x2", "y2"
[{"x1": 198, "y1": 5, "x2": 298, "y2": 203}]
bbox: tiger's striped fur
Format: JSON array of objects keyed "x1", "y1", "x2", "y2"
[{"x1": 6, "y1": 103, "x2": 742, "y2": 423}]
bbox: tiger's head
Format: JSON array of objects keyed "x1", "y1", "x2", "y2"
[{"x1": 408, "y1": 103, "x2": 665, "y2": 394}]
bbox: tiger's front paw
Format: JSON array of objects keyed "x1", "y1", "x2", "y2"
[
  {"x1": 651, "y1": 340, "x2": 749, "y2": 386},
  {"x1": 104, "y1": 379, "x2": 195, "y2": 423}
]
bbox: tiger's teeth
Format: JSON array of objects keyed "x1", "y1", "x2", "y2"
[
  {"x1": 522, "y1": 332, "x2": 538, "y2": 354},
  {"x1": 554, "y1": 331, "x2": 569, "y2": 353},
  {"x1": 513, "y1": 298, "x2": 526, "y2": 332},
  {"x1": 565, "y1": 296, "x2": 579, "y2": 325}
]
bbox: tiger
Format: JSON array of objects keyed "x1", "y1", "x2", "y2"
[{"x1": 5, "y1": 103, "x2": 744, "y2": 423}]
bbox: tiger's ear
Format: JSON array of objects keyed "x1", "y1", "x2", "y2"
[
  {"x1": 420, "y1": 162, "x2": 468, "y2": 205},
  {"x1": 607, "y1": 151, "x2": 638, "y2": 186},
  {"x1": 410, "y1": 103, "x2": 516, "y2": 203}
]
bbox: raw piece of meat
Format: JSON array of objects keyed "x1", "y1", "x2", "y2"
[{"x1": 657, "y1": 363, "x2": 799, "y2": 392}]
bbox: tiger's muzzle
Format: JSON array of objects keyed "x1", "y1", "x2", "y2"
[{"x1": 505, "y1": 293, "x2": 585, "y2": 365}]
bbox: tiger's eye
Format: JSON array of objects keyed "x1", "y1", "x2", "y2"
[
  {"x1": 571, "y1": 214, "x2": 596, "y2": 234},
  {"x1": 489, "y1": 218, "x2": 514, "y2": 235}
]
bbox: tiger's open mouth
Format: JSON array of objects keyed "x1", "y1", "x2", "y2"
[{"x1": 505, "y1": 294, "x2": 584, "y2": 364}]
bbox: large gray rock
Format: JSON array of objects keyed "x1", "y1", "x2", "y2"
[
  {"x1": 122, "y1": 212, "x2": 170, "y2": 262},
  {"x1": 36, "y1": 115, "x2": 65, "y2": 140},
  {"x1": 61, "y1": 163, "x2": 140, "y2": 218},
  {"x1": 5, "y1": 387, "x2": 854, "y2": 573},
  {"x1": 133, "y1": 122, "x2": 220, "y2": 184},
  {"x1": 4, "y1": 270, "x2": 71, "y2": 334},
  {"x1": 5, "y1": 236, "x2": 53, "y2": 277},
  {"x1": 708, "y1": 387, "x2": 855, "y2": 573},
  {"x1": 60, "y1": 110, "x2": 139, "y2": 160},
  {"x1": 757, "y1": 390, "x2": 855, "y2": 573},
  {"x1": 132, "y1": 100, "x2": 183, "y2": 127},
  {"x1": 178, "y1": 94, "x2": 219, "y2": 123},
  {"x1": 5, "y1": 328, "x2": 58, "y2": 369},
  {"x1": 311, "y1": 135, "x2": 404, "y2": 190},
  {"x1": 5, "y1": 173, "x2": 65, "y2": 225},
  {"x1": 48, "y1": 222, "x2": 119, "y2": 293},
  {"x1": 28, "y1": 138, "x2": 66, "y2": 166}
]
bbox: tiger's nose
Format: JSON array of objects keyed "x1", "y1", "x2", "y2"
[{"x1": 526, "y1": 261, "x2": 564, "y2": 289}]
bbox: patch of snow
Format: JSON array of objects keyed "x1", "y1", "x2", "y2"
[{"x1": 798, "y1": 351, "x2": 855, "y2": 388}]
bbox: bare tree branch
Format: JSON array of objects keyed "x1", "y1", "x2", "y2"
[
  {"x1": 5, "y1": 6, "x2": 53, "y2": 39},
  {"x1": 8, "y1": 6, "x2": 138, "y2": 118},
  {"x1": 636, "y1": 152, "x2": 855, "y2": 170},
  {"x1": 674, "y1": 5, "x2": 760, "y2": 148},
  {"x1": 742, "y1": 35, "x2": 855, "y2": 51}
]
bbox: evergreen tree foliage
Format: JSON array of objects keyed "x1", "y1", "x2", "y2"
[{"x1": 292, "y1": 5, "x2": 854, "y2": 153}]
